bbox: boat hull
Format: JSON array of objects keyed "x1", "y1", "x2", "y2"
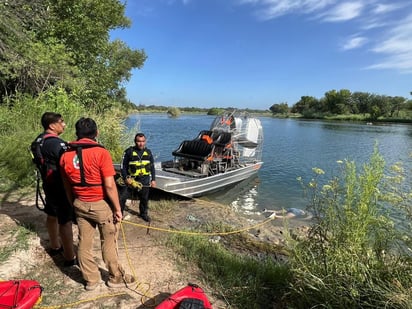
[{"x1": 155, "y1": 161, "x2": 263, "y2": 198}]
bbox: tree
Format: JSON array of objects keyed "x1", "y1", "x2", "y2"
[
  {"x1": 291, "y1": 96, "x2": 320, "y2": 114},
  {"x1": 167, "y1": 107, "x2": 181, "y2": 118},
  {"x1": 270, "y1": 103, "x2": 289, "y2": 114},
  {"x1": 324, "y1": 89, "x2": 352, "y2": 114},
  {"x1": 0, "y1": 0, "x2": 147, "y2": 110}
]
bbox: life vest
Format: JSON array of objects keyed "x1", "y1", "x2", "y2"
[
  {"x1": 128, "y1": 148, "x2": 152, "y2": 177},
  {"x1": 66, "y1": 142, "x2": 105, "y2": 187}
]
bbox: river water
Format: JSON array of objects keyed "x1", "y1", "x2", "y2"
[{"x1": 126, "y1": 114, "x2": 412, "y2": 220}]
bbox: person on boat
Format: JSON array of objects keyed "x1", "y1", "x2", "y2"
[
  {"x1": 32, "y1": 112, "x2": 76, "y2": 266},
  {"x1": 60, "y1": 117, "x2": 135, "y2": 291},
  {"x1": 119, "y1": 132, "x2": 156, "y2": 222}
]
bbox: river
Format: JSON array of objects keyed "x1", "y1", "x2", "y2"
[{"x1": 126, "y1": 114, "x2": 412, "y2": 220}]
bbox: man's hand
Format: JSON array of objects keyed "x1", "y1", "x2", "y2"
[{"x1": 114, "y1": 210, "x2": 123, "y2": 223}]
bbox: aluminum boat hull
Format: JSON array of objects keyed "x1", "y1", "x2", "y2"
[{"x1": 155, "y1": 161, "x2": 263, "y2": 198}]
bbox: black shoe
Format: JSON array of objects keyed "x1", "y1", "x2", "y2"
[
  {"x1": 64, "y1": 258, "x2": 78, "y2": 267},
  {"x1": 49, "y1": 247, "x2": 63, "y2": 256},
  {"x1": 141, "y1": 214, "x2": 151, "y2": 222}
]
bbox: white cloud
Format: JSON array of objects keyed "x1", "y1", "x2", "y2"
[
  {"x1": 342, "y1": 36, "x2": 367, "y2": 50},
  {"x1": 320, "y1": 2, "x2": 364, "y2": 22},
  {"x1": 249, "y1": 0, "x2": 336, "y2": 20},
  {"x1": 368, "y1": 13, "x2": 412, "y2": 72},
  {"x1": 372, "y1": 3, "x2": 404, "y2": 15},
  {"x1": 236, "y1": 0, "x2": 412, "y2": 72}
]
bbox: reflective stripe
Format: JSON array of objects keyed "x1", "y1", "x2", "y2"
[{"x1": 128, "y1": 150, "x2": 151, "y2": 176}]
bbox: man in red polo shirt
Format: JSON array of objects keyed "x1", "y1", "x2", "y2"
[{"x1": 60, "y1": 117, "x2": 135, "y2": 291}]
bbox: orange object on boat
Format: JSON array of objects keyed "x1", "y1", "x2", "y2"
[
  {"x1": 156, "y1": 283, "x2": 212, "y2": 309},
  {"x1": 0, "y1": 280, "x2": 42, "y2": 309}
]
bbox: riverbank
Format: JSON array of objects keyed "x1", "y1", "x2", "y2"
[{"x1": 0, "y1": 188, "x2": 297, "y2": 308}]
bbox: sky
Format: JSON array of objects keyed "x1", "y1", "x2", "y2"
[{"x1": 110, "y1": 0, "x2": 412, "y2": 110}]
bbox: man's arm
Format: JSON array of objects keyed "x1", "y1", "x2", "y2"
[
  {"x1": 149, "y1": 150, "x2": 156, "y2": 187},
  {"x1": 103, "y1": 175, "x2": 123, "y2": 222},
  {"x1": 120, "y1": 148, "x2": 130, "y2": 180}
]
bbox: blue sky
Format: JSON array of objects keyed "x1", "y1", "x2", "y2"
[{"x1": 111, "y1": 0, "x2": 412, "y2": 110}]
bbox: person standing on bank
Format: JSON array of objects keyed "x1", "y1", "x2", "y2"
[
  {"x1": 60, "y1": 117, "x2": 135, "y2": 291},
  {"x1": 119, "y1": 132, "x2": 156, "y2": 222},
  {"x1": 34, "y1": 112, "x2": 76, "y2": 266}
]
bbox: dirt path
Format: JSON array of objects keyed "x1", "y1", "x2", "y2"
[{"x1": 0, "y1": 189, "x2": 294, "y2": 309}]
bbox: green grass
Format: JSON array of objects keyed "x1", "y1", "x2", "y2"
[
  {"x1": 166, "y1": 232, "x2": 290, "y2": 308},
  {"x1": 0, "y1": 224, "x2": 34, "y2": 263}
]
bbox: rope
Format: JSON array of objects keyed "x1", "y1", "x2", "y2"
[
  {"x1": 122, "y1": 216, "x2": 275, "y2": 236},
  {"x1": 34, "y1": 292, "x2": 126, "y2": 309},
  {"x1": 33, "y1": 206, "x2": 275, "y2": 308}
]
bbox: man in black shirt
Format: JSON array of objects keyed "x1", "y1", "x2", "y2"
[
  {"x1": 34, "y1": 112, "x2": 76, "y2": 266},
  {"x1": 119, "y1": 133, "x2": 156, "y2": 222}
]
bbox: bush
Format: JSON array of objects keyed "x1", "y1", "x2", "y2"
[
  {"x1": 287, "y1": 147, "x2": 412, "y2": 308},
  {"x1": 0, "y1": 88, "x2": 127, "y2": 188}
]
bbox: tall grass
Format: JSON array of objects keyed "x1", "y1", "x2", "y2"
[
  {"x1": 0, "y1": 88, "x2": 128, "y2": 188},
  {"x1": 287, "y1": 147, "x2": 412, "y2": 308},
  {"x1": 166, "y1": 232, "x2": 290, "y2": 308}
]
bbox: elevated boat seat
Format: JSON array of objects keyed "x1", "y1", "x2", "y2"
[
  {"x1": 172, "y1": 140, "x2": 214, "y2": 161},
  {"x1": 212, "y1": 131, "x2": 232, "y2": 147}
]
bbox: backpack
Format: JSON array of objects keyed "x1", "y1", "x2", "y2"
[{"x1": 29, "y1": 133, "x2": 60, "y2": 211}]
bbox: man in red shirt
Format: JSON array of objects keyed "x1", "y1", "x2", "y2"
[{"x1": 60, "y1": 117, "x2": 135, "y2": 291}]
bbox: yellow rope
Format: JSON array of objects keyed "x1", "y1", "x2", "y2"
[
  {"x1": 34, "y1": 292, "x2": 126, "y2": 309},
  {"x1": 122, "y1": 216, "x2": 274, "y2": 236},
  {"x1": 33, "y1": 208, "x2": 275, "y2": 308}
]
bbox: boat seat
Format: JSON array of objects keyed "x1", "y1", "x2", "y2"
[
  {"x1": 195, "y1": 130, "x2": 213, "y2": 140},
  {"x1": 172, "y1": 140, "x2": 214, "y2": 161},
  {"x1": 213, "y1": 132, "x2": 232, "y2": 147}
]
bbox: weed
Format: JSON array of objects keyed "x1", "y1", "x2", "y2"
[{"x1": 288, "y1": 147, "x2": 412, "y2": 308}]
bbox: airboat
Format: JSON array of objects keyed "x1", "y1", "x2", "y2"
[{"x1": 153, "y1": 111, "x2": 263, "y2": 198}]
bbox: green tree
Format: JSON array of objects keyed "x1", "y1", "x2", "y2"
[
  {"x1": 352, "y1": 91, "x2": 371, "y2": 115},
  {"x1": 167, "y1": 106, "x2": 181, "y2": 118},
  {"x1": 0, "y1": 0, "x2": 147, "y2": 110},
  {"x1": 324, "y1": 89, "x2": 352, "y2": 114},
  {"x1": 291, "y1": 96, "x2": 319, "y2": 114},
  {"x1": 269, "y1": 102, "x2": 289, "y2": 114}
]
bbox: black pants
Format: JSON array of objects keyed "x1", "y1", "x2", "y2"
[{"x1": 118, "y1": 185, "x2": 150, "y2": 216}]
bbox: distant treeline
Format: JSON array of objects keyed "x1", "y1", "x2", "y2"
[
  {"x1": 134, "y1": 105, "x2": 271, "y2": 115},
  {"x1": 270, "y1": 89, "x2": 412, "y2": 121}
]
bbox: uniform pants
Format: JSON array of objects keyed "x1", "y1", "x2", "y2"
[
  {"x1": 119, "y1": 186, "x2": 150, "y2": 216},
  {"x1": 73, "y1": 199, "x2": 124, "y2": 284}
]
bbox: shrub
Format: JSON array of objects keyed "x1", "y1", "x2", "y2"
[{"x1": 287, "y1": 147, "x2": 412, "y2": 308}]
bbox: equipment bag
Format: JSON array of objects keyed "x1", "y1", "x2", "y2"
[{"x1": 29, "y1": 134, "x2": 58, "y2": 211}]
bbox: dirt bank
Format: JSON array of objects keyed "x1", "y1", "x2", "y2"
[{"x1": 0, "y1": 189, "x2": 302, "y2": 308}]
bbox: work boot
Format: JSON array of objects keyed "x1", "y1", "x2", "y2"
[
  {"x1": 85, "y1": 280, "x2": 103, "y2": 291},
  {"x1": 140, "y1": 214, "x2": 151, "y2": 222},
  {"x1": 107, "y1": 274, "x2": 136, "y2": 288}
]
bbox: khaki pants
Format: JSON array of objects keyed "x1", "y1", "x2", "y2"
[{"x1": 73, "y1": 199, "x2": 124, "y2": 284}]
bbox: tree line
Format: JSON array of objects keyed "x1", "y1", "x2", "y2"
[{"x1": 270, "y1": 89, "x2": 412, "y2": 121}]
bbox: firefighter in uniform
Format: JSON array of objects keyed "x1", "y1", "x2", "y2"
[{"x1": 119, "y1": 132, "x2": 156, "y2": 222}]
